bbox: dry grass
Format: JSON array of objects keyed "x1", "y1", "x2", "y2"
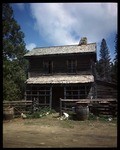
[{"x1": 3, "y1": 113, "x2": 117, "y2": 148}]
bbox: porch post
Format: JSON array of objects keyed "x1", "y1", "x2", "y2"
[
  {"x1": 94, "y1": 82, "x2": 97, "y2": 99},
  {"x1": 92, "y1": 82, "x2": 97, "y2": 99},
  {"x1": 64, "y1": 85, "x2": 66, "y2": 99},
  {"x1": 50, "y1": 85, "x2": 52, "y2": 110}
]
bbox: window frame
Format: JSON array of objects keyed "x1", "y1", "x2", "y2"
[
  {"x1": 67, "y1": 59, "x2": 77, "y2": 73},
  {"x1": 43, "y1": 60, "x2": 53, "y2": 74}
]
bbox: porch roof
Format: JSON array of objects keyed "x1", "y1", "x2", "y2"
[{"x1": 26, "y1": 75, "x2": 94, "y2": 84}]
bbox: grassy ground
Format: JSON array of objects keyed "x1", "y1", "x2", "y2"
[{"x1": 3, "y1": 113, "x2": 117, "y2": 148}]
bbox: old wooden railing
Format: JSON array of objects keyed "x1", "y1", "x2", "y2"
[
  {"x1": 60, "y1": 98, "x2": 117, "y2": 117},
  {"x1": 3, "y1": 100, "x2": 33, "y2": 117}
]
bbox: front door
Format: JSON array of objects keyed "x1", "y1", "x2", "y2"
[{"x1": 52, "y1": 86, "x2": 64, "y2": 112}]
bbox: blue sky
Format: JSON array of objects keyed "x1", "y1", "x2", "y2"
[{"x1": 11, "y1": 3, "x2": 117, "y2": 61}]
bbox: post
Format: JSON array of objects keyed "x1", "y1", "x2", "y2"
[
  {"x1": 85, "y1": 85, "x2": 86, "y2": 98},
  {"x1": 24, "y1": 86, "x2": 26, "y2": 101},
  {"x1": 94, "y1": 82, "x2": 97, "y2": 99},
  {"x1": 64, "y1": 85, "x2": 66, "y2": 99},
  {"x1": 50, "y1": 85, "x2": 52, "y2": 110}
]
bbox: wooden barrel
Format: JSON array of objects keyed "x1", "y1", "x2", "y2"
[
  {"x1": 3, "y1": 107, "x2": 14, "y2": 120},
  {"x1": 75, "y1": 104, "x2": 89, "y2": 121}
]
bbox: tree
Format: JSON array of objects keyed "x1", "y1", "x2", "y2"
[
  {"x1": 96, "y1": 39, "x2": 111, "y2": 82},
  {"x1": 111, "y1": 34, "x2": 118, "y2": 83},
  {"x1": 3, "y1": 3, "x2": 28, "y2": 101},
  {"x1": 114, "y1": 33, "x2": 118, "y2": 64}
]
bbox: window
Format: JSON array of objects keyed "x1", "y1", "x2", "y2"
[
  {"x1": 43, "y1": 61, "x2": 53, "y2": 74},
  {"x1": 65, "y1": 85, "x2": 89, "y2": 99},
  {"x1": 67, "y1": 60, "x2": 77, "y2": 73},
  {"x1": 26, "y1": 85, "x2": 51, "y2": 106}
]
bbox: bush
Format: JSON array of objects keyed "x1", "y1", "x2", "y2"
[
  {"x1": 88, "y1": 113, "x2": 96, "y2": 120},
  {"x1": 98, "y1": 115, "x2": 110, "y2": 122},
  {"x1": 26, "y1": 106, "x2": 56, "y2": 119}
]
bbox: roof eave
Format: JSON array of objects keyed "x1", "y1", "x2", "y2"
[{"x1": 24, "y1": 51, "x2": 96, "y2": 58}]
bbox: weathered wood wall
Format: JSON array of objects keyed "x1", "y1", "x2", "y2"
[
  {"x1": 60, "y1": 98, "x2": 117, "y2": 117},
  {"x1": 25, "y1": 83, "x2": 94, "y2": 112},
  {"x1": 3, "y1": 101, "x2": 33, "y2": 118},
  {"x1": 65, "y1": 83, "x2": 93, "y2": 99},
  {"x1": 95, "y1": 80, "x2": 117, "y2": 99},
  {"x1": 25, "y1": 85, "x2": 51, "y2": 107},
  {"x1": 28, "y1": 53, "x2": 95, "y2": 77}
]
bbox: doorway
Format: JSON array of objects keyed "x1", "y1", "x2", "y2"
[{"x1": 52, "y1": 86, "x2": 64, "y2": 112}]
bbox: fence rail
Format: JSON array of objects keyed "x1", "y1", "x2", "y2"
[
  {"x1": 3, "y1": 100, "x2": 33, "y2": 118},
  {"x1": 60, "y1": 98, "x2": 117, "y2": 117}
]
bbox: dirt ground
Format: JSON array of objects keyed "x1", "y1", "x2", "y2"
[{"x1": 3, "y1": 113, "x2": 117, "y2": 148}]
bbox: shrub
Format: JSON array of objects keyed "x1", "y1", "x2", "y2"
[{"x1": 26, "y1": 106, "x2": 56, "y2": 119}]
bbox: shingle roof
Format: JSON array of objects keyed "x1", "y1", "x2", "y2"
[
  {"x1": 26, "y1": 75, "x2": 94, "y2": 84},
  {"x1": 24, "y1": 43, "x2": 96, "y2": 57}
]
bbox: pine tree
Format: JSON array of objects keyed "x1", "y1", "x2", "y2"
[
  {"x1": 111, "y1": 34, "x2": 118, "y2": 83},
  {"x1": 114, "y1": 34, "x2": 118, "y2": 64},
  {"x1": 3, "y1": 3, "x2": 28, "y2": 101},
  {"x1": 97, "y1": 39, "x2": 111, "y2": 81}
]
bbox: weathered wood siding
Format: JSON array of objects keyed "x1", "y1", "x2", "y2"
[
  {"x1": 28, "y1": 53, "x2": 95, "y2": 77},
  {"x1": 77, "y1": 55, "x2": 92, "y2": 73},
  {"x1": 96, "y1": 80, "x2": 117, "y2": 99}
]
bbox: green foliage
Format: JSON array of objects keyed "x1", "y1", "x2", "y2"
[
  {"x1": 98, "y1": 115, "x2": 110, "y2": 122},
  {"x1": 3, "y1": 3, "x2": 28, "y2": 101},
  {"x1": 96, "y1": 36, "x2": 118, "y2": 83},
  {"x1": 3, "y1": 79, "x2": 20, "y2": 101},
  {"x1": 110, "y1": 62, "x2": 117, "y2": 83},
  {"x1": 114, "y1": 34, "x2": 118, "y2": 63},
  {"x1": 88, "y1": 113, "x2": 111, "y2": 122},
  {"x1": 96, "y1": 39, "x2": 111, "y2": 82},
  {"x1": 26, "y1": 107, "x2": 56, "y2": 119},
  {"x1": 88, "y1": 113, "x2": 96, "y2": 120},
  {"x1": 110, "y1": 34, "x2": 118, "y2": 83}
]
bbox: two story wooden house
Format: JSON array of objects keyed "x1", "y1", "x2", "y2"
[{"x1": 24, "y1": 38, "x2": 97, "y2": 111}]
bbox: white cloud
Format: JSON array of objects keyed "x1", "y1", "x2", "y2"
[
  {"x1": 26, "y1": 43, "x2": 37, "y2": 51},
  {"x1": 30, "y1": 3, "x2": 117, "y2": 45}
]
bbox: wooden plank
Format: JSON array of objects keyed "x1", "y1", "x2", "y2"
[
  {"x1": 64, "y1": 102, "x2": 76, "y2": 106},
  {"x1": 60, "y1": 98, "x2": 117, "y2": 117},
  {"x1": 64, "y1": 86, "x2": 66, "y2": 99},
  {"x1": 76, "y1": 101, "x2": 90, "y2": 104},
  {"x1": 60, "y1": 98, "x2": 117, "y2": 102},
  {"x1": 61, "y1": 107, "x2": 73, "y2": 111},
  {"x1": 3, "y1": 100, "x2": 32, "y2": 103},
  {"x1": 3, "y1": 103, "x2": 32, "y2": 106}
]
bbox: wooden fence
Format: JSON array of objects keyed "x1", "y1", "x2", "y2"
[
  {"x1": 3, "y1": 100, "x2": 33, "y2": 118},
  {"x1": 3, "y1": 99, "x2": 117, "y2": 119},
  {"x1": 60, "y1": 98, "x2": 117, "y2": 117}
]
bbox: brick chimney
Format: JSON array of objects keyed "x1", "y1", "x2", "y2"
[{"x1": 79, "y1": 37, "x2": 87, "y2": 45}]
